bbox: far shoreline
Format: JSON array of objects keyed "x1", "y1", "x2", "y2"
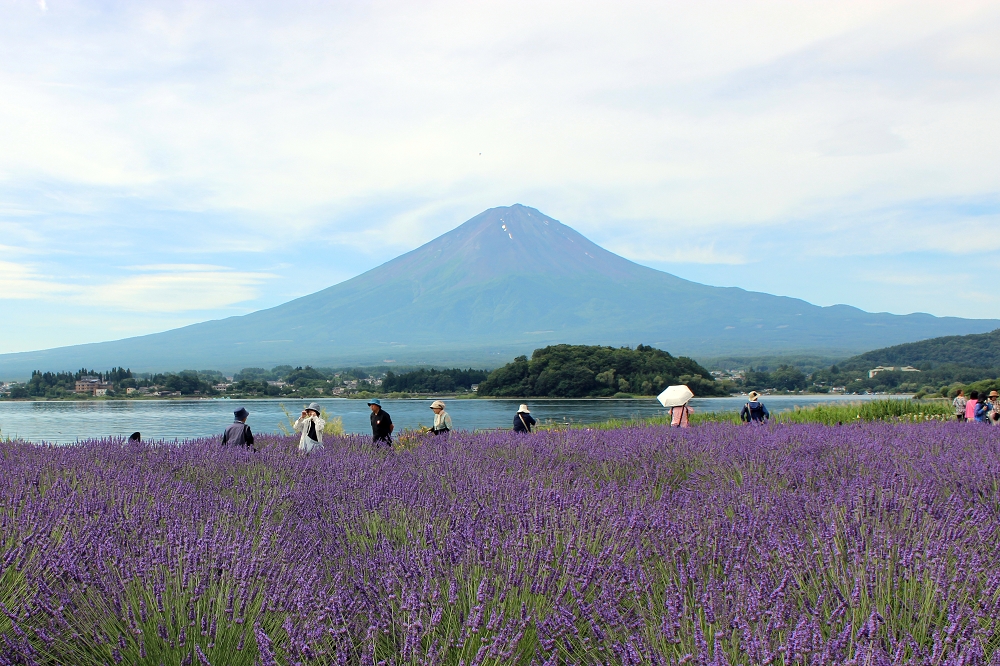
[{"x1": 0, "y1": 393, "x2": 920, "y2": 404}]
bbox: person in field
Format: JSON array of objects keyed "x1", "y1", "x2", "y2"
[
  {"x1": 740, "y1": 391, "x2": 770, "y2": 424},
  {"x1": 293, "y1": 402, "x2": 325, "y2": 453},
  {"x1": 428, "y1": 400, "x2": 452, "y2": 435},
  {"x1": 513, "y1": 404, "x2": 536, "y2": 433},
  {"x1": 953, "y1": 389, "x2": 967, "y2": 422},
  {"x1": 965, "y1": 391, "x2": 979, "y2": 422},
  {"x1": 368, "y1": 399, "x2": 394, "y2": 445},
  {"x1": 222, "y1": 407, "x2": 255, "y2": 449},
  {"x1": 669, "y1": 401, "x2": 693, "y2": 428},
  {"x1": 974, "y1": 391, "x2": 993, "y2": 424},
  {"x1": 989, "y1": 390, "x2": 1000, "y2": 425}
]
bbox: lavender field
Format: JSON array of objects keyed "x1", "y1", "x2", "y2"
[{"x1": 2, "y1": 423, "x2": 1000, "y2": 665}]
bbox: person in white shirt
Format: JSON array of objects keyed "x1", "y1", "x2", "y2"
[
  {"x1": 953, "y1": 390, "x2": 968, "y2": 422},
  {"x1": 293, "y1": 402, "x2": 326, "y2": 453},
  {"x1": 429, "y1": 400, "x2": 452, "y2": 435}
]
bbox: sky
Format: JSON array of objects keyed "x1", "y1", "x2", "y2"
[{"x1": 1, "y1": 0, "x2": 999, "y2": 354}]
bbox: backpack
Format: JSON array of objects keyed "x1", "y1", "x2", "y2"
[{"x1": 745, "y1": 402, "x2": 765, "y2": 421}]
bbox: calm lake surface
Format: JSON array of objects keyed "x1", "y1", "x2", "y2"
[{"x1": 0, "y1": 394, "x2": 906, "y2": 444}]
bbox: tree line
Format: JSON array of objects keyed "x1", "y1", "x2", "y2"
[{"x1": 477, "y1": 344, "x2": 725, "y2": 398}]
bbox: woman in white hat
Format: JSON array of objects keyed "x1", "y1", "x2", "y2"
[
  {"x1": 513, "y1": 404, "x2": 536, "y2": 433},
  {"x1": 428, "y1": 400, "x2": 452, "y2": 435},
  {"x1": 293, "y1": 402, "x2": 326, "y2": 453}
]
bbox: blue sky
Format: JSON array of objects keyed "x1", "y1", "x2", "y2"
[{"x1": 1, "y1": 0, "x2": 999, "y2": 354}]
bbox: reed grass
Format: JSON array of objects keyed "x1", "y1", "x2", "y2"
[{"x1": 540, "y1": 399, "x2": 954, "y2": 430}]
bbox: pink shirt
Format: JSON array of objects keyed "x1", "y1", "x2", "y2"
[
  {"x1": 966, "y1": 399, "x2": 978, "y2": 420},
  {"x1": 670, "y1": 405, "x2": 692, "y2": 427}
]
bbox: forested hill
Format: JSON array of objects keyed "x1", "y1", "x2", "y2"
[
  {"x1": 477, "y1": 344, "x2": 724, "y2": 398},
  {"x1": 839, "y1": 328, "x2": 1000, "y2": 371}
]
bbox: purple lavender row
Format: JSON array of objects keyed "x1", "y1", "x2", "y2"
[{"x1": 1, "y1": 422, "x2": 999, "y2": 664}]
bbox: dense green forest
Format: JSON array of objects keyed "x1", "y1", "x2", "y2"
[
  {"x1": 382, "y1": 368, "x2": 488, "y2": 393},
  {"x1": 2, "y1": 364, "x2": 493, "y2": 400},
  {"x1": 843, "y1": 328, "x2": 1000, "y2": 369},
  {"x1": 477, "y1": 344, "x2": 724, "y2": 398},
  {"x1": 9, "y1": 368, "x2": 134, "y2": 399},
  {"x1": 710, "y1": 329, "x2": 1000, "y2": 395},
  {"x1": 801, "y1": 328, "x2": 1000, "y2": 394}
]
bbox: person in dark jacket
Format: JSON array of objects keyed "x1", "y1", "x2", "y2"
[
  {"x1": 513, "y1": 404, "x2": 536, "y2": 433},
  {"x1": 740, "y1": 392, "x2": 770, "y2": 424},
  {"x1": 368, "y1": 399, "x2": 394, "y2": 445},
  {"x1": 222, "y1": 407, "x2": 255, "y2": 449}
]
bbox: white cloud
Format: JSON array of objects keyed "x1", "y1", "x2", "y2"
[
  {"x1": 0, "y1": 0, "x2": 999, "y2": 349},
  {"x1": 0, "y1": 261, "x2": 275, "y2": 313},
  {"x1": 84, "y1": 266, "x2": 275, "y2": 312},
  {"x1": 0, "y1": 260, "x2": 74, "y2": 299}
]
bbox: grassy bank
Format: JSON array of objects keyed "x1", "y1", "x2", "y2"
[{"x1": 541, "y1": 398, "x2": 955, "y2": 430}]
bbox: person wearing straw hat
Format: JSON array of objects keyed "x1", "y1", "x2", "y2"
[
  {"x1": 428, "y1": 400, "x2": 452, "y2": 435},
  {"x1": 221, "y1": 407, "x2": 255, "y2": 449},
  {"x1": 986, "y1": 390, "x2": 1000, "y2": 425},
  {"x1": 513, "y1": 404, "x2": 536, "y2": 433},
  {"x1": 740, "y1": 391, "x2": 770, "y2": 424},
  {"x1": 293, "y1": 402, "x2": 326, "y2": 453},
  {"x1": 979, "y1": 390, "x2": 1000, "y2": 425}
]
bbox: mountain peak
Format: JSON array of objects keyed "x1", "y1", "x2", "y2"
[{"x1": 376, "y1": 204, "x2": 640, "y2": 284}]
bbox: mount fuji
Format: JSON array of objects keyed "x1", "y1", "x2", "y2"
[{"x1": 1, "y1": 204, "x2": 997, "y2": 376}]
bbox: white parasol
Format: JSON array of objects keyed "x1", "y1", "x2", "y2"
[{"x1": 657, "y1": 384, "x2": 694, "y2": 408}]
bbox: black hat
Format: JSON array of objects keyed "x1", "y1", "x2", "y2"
[
  {"x1": 234, "y1": 407, "x2": 249, "y2": 420},
  {"x1": 128, "y1": 432, "x2": 141, "y2": 442}
]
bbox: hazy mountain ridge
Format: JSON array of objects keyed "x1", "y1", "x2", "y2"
[{"x1": 1, "y1": 204, "x2": 998, "y2": 378}]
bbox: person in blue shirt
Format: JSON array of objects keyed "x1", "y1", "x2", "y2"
[
  {"x1": 974, "y1": 396, "x2": 992, "y2": 423},
  {"x1": 740, "y1": 392, "x2": 770, "y2": 424}
]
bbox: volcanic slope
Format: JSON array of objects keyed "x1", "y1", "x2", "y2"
[{"x1": 1, "y1": 204, "x2": 998, "y2": 375}]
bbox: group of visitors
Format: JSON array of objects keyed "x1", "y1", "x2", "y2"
[
  {"x1": 218, "y1": 399, "x2": 541, "y2": 453},
  {"x1": 952, "y1": 389, "x2": 1000, "y2": 424},
  {"x1": 665, "y1": 391, "x2": 768, "y2": 429},
  {"x1": 216, "y1": 386, "x2": 998, "y2": 451}
]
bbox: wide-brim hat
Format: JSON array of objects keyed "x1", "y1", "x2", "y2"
[
  {"x1": 430, "y1": 400, "x2": 445, "y2": 409},
  {"x1": 234, "y1": 407, "x2": 249, "y2": 420},
  {"x1": 991, "y1": 391, "x2": 999, "y2": 398},
  {"x1": 306, "y1": 402, "x2": 322, "y2": 413},
  {"x1": 367, "y1": 398, "x2": 381, "y2": 406},
  {"x1": 517, "y1": 404, "x2": 530, "y2": 413},
  {"x1": 747, "y1": 391, "x2": 759, "y2": 401}
]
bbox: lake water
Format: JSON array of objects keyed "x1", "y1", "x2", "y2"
[{"x1": 0, "y1": 394, "x2": 906, "y2": 444}]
